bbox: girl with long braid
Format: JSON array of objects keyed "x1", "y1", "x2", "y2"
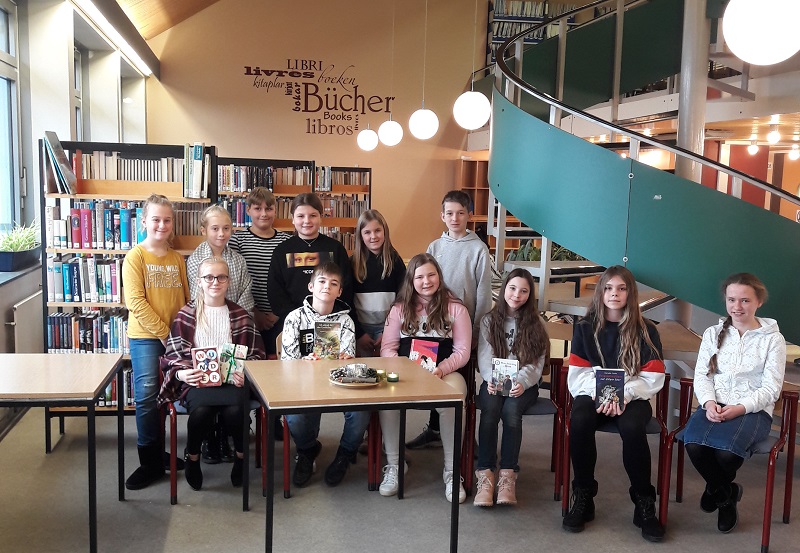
[{"x1": 683, "y1": 273, "x2": 785, "y2": 534}]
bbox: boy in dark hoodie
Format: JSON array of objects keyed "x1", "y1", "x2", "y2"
[{"x1": 281, "y1": 262, "x2": 368, "y2": 488}]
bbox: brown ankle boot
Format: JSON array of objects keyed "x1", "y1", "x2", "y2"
[
  {"x1": 473, "y1": 469, "x2": 495, "y2": 507},
  {"x1": 496, "y1": 469, "x2": 518, "y2": 505}
]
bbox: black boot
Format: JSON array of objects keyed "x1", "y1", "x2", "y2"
[
  {"x1": 184, "y1": 452, "x2": 203, "y2": 491},
  {"x1": 717, "y1": 483, "x2": 743, "y2": 533},
  {"x1": 562, "y1": 481, "x2": 597, "y2": 533},
  {"x1": 125, "y1": 445, "x2": 165, "y2": 490},
  {"x1": 700, "y1": 484, "x2": 717, "y2": 512},
  {"x1": 202, "y1": 422, "x2": 221, "y2": 464},
  {"x1": 631, "y1": 486, "x2": 665, "y2": 542}
]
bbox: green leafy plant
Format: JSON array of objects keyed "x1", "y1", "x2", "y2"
[
  {"x1": 506, "y1": 239, "x2": 585, "y2": 263},
  {"x1": 0, "y1": 220, "x2": 41, "y2": 252}
]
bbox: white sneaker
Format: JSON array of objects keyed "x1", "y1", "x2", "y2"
[
  {"x1": 379, "y1": 464, "x2": 399, "y2": 497},
  {"x1": 443, "y1": 469, "x2": 466, "y2": 504}
]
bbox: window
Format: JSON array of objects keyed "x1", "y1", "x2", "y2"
[{"x1": 0, "y1": 0, "x2": 19, "y2": 232}]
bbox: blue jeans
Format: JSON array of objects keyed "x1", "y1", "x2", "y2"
[
  {"x1": 130, "y1": 338, "x2": 165, "y2": 448},
  {"x1": 477, "y1": 381, "x2": 538, "y2": 471},
  {"x1": 286, "y1": 411, "x2": 371, "y2": 454}
]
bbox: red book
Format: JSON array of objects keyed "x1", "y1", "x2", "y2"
[
  {"x1": 110, "y1": 259, "x2": 120, "y2": 303},
  {"x1": 80, "y1": 207, "x2": 92, "y2": 249},
  {"x1": 70, "y1": 207, "x2": 82, "y2": 249}
]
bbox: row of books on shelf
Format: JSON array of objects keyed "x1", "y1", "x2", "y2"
[
  {"x1": 46, "y1": 309, "x2": 129, "y2": 355},
  {"x1": 492, "y1": 0, "x2": 576, "y2": 18},
  {"x1": 492, "y1": 20, "x2": 550, "y2": 40},
  {"x1": 314, "y1": 167, "x2": 370, "y2": 190},
  {"x1": 219, "y1": 198, "x2": 252, "y2": 227},
  {"x1": 321, "y1": 228, "x2": 356, "y2": 252},
  {"x1": 72, "y1": 150, "x2": 185, "y2": 184},
  {"x1": 45, "y1": 256, "x2": 122, "y2": 303},
  {"x1": 97, "y1": 368, "x2": 135, "y2": 408},
  {"x1": 173, "y1": 202, "x2": 204, "y2": 237},
  {"x1": 217, "y1": 164, "x2": 312, "y2": 192},
  {"x1": 45, "y1": 201, "x2": 146, "y2": 250},
  {"x1": 319, "y1": 194, "x2": 370, "y2": 218}
]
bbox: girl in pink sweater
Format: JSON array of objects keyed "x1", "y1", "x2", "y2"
[{"x1": 379, "y1": 253, "x2": 471, "y2": 502}]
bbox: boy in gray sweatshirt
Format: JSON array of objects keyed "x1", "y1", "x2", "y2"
[{"x1": 407, "y1": 190, "x2": 492, "y2": 448}]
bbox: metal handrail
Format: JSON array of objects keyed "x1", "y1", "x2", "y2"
[{"x1": 491, "y1": 0, "x2": 800, "y2": 207}]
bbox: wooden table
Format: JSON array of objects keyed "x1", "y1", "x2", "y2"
[
  {"x1": 0, "y1": 353, "x2": 124, "y2": 553},
  {"x1": 242, "y1": 357, "x2": 465, "y2": 553}
]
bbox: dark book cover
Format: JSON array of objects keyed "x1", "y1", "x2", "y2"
[{"x1": 596, "y1": 368, "x2": 625, "y2": 408}]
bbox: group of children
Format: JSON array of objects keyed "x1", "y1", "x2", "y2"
[{"x1": 119, "y1": 185, "x2": 787, "y2": 543}]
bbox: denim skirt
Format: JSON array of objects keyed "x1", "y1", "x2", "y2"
[{"x1": 683, "y1": 407, "x2": 772, "y2": 458}]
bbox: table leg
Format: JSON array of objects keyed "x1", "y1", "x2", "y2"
[
  {"x1": 44, "y1": 405, "x2": 51, "y2": 453},
  {"x1": 117, "y1": 370, "x2": 125, "y2": 501},
  {"x1": 398, "y1": 409, "x2": 406, "y2": 500},
  {"x1": 450, "y1": 403, "x2": 461, "y2": 553},
  {"x1": 87, "y1": 402, "x2": 97, "y2": 553},
  {"x1": 242, "y1": 382, "x2": 250, "y2": 512},
  {"x1": 266, "y1": 408, "x2": 276, "y2": 553}
]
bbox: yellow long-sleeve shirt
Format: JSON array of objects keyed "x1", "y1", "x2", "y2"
[{"x1": 123, "y1": 245, "x2": 190, "y2": 340}]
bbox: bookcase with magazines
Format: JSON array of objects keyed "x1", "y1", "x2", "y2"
[
  {"x1": 215, "y1": 156, "x2": 316, "y2": 231},
  {"x1": 38, "y1": 136, "x2": 216, "y2": 435}
]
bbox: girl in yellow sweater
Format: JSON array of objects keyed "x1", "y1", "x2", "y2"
[{"x1": 123, "y1": 194, "x2": 190, "y2": 490}]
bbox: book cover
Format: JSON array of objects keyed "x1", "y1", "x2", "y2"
[
  {"x1": 119, "y1": 208, "x2": 131, "y2": 250},
  {"x1": 313, "y1": 321, "x2": 342, "y2": 359},
  {"x1": 219, "y1": 343, "x2": 248, "y2": 384},
  {"x1": 595, "y1": 368, "x2": 625, "y2": 409},
  {"x1": 191, "y1": 346, "x2": 223, "y2": 387},
  {"x1": 43, "y1": 131, "x2": 78, "y2": 194},
  {"x1": 70, "y1": 207, "x2": 81, "y2": 249},
  {"x1": 409, "y1": 339, "x2": 439, "y2": 372},
  {"x1": 80, "y1": 206, "x2": 92, "y2": 249},
  {"x1": 491, "y1": 358, "x2": 520, "y2": 396}
]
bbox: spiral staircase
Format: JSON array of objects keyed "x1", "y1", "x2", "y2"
[{"x1": 482, "y1": 0, "x2": 800, "y2": 342}]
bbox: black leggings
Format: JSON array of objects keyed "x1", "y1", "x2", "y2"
[
  {"x1": 685, "y1": 443, "x2": 744, "y2": 490},
  {"x1": 569, "y1": 395, "x2": 654, "y2": 494},
  {"x1": 186, "y1": 404, "x2": 245, "y2": 455}
]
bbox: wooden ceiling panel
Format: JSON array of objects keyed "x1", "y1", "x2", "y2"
[{"x1": 117, "y1": 0, "x2": 220, "y2": 40}]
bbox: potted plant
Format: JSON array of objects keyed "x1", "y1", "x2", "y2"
[{"x1": 0, "y1": 220, "x2": 41, "y2": 272}]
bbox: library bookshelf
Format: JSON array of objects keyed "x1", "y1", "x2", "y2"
[{"x1": 39, "y1": 140, "x2": 215, "y2": 439}]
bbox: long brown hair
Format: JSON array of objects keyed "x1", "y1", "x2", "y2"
[
  {"x1": 395, "y1": 253, "x2": 459, "y2": 336},
  {"x1": 194, "y1": 257, "x2": 229, "y2": 332},
  {"x1": 707, "y1": 273, "x2": 768, "y2": 375},
  {"x1": 586, "y1": 265, "x2": 661, "y2": 376},
  {"x1": 352, "y1": 210, "x2": 398, "y2": 282},
  {"x1": 486, "y1": 269, "x2": 548, "y2": 367}
]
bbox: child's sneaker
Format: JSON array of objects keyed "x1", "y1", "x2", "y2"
[
  {"x1": 406, "y1": 425, "x2": 442, "y2": 449},
  {"x1": 443, "y1": 469, "x2": 466, "y2": 504},
  {"x1": 379, "y1": 464, "x2": 399, "y2": 497}
]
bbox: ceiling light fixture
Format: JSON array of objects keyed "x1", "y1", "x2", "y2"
[
  {"x1": 377, "y1": 1, "x2": 403, "y2": 147},
  {"x1": 723, "y1": 0, "x2": 800, "y2": 66},
  {"x1": 747, "y1": 141, "x2": 760, "y2": 155},
  {"x1": 357, "y1": 125, "x2": 379, "y2": 151},
  {"x1": 767, "y1": 125, "x2": 781, "y2": 144},
  {"x1": 453, "y1": 0, "x2": 491, "y2": 130},
  {"x1": 409, "y1": 0, "x2": 439, "y2": 140},
  {"x1": 789, "y1": 144, "x2": 800, "y2": 161}
]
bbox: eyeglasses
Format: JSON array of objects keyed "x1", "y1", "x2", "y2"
[{"x1": 200, "y1": 274, "x2": 229, "y2": 283}]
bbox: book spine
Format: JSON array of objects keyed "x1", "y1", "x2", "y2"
[
  {"x1": 191, "y1": 142, "x2": 204, "y2": 199},
  {"x1": 46, "y1": 257, "x2": 55, "y2": 302},
  {"x1": 120, "y1": 208, "x2": 131, "y2": 250},
  {"x1": 94, "y1": 201, "x2": 105, "y2": 250},
  {"x1": 70, "y1": 207, "x2": 81, "y2": 249},
  {"x1": 80, "y1": 206, "x2": 92, "y2": 249},
  {"x1": 71, "y1": 259, "x2": 82, "y2": 302},
  {"x1": 86, "y1": 257, "x2": 98, "y2": 303},
  {"x1": 113, "y1": 210, "x2": 121, "y2": 250},
  {"x1": 104, "y1": 208, "x2": 114, "y2": 249},
  {"x1": 111, "y1": 259, "x2": 120, "y2": 303},
  {"x1": 62, "y1": 261, "x2": 73, "y2": 302}
]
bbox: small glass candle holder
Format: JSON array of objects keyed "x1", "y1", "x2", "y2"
[{"x1": 387, "y1": 372, "x2": 399, "y2": 382}]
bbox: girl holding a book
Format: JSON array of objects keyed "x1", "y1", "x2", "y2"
[
  {"x1": 683, "y1": 273, "x2": 785, "y2": 534},
  {"x1": 563, "y1": 265, "x2": 665, "y2": 542},
  {"x1": 157, "y1": 256, "x2": 265, "y2": 491},
  {"x1": 123, "y1": 194, "x2": 190, "y2": 491},
  {"x1": 473, "y1": 269, "x2": 548, "y2": 507},
  {"x1": 350, "y1": 209, "x2": 406, "y2": 357},
  {"x1": 379, "y1": 253, "x2": 471, "y2": 502}
]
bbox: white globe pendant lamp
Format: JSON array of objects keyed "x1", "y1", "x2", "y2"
[
  {"x1": 409, "y1": 107, "x2": 439, "y2": 140},
  {"x1": 378, "y1": 116, "x2": 404, "y2": 146},
  {"x1": 723, "y1": 0, "x2": 800, "y2": 66},
  {"x1": 356, "y1": 126, "x2": 379, "y2": 151},
  {"x1": 453, "y1": 90, "x2": 491, "y2": 130}
]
